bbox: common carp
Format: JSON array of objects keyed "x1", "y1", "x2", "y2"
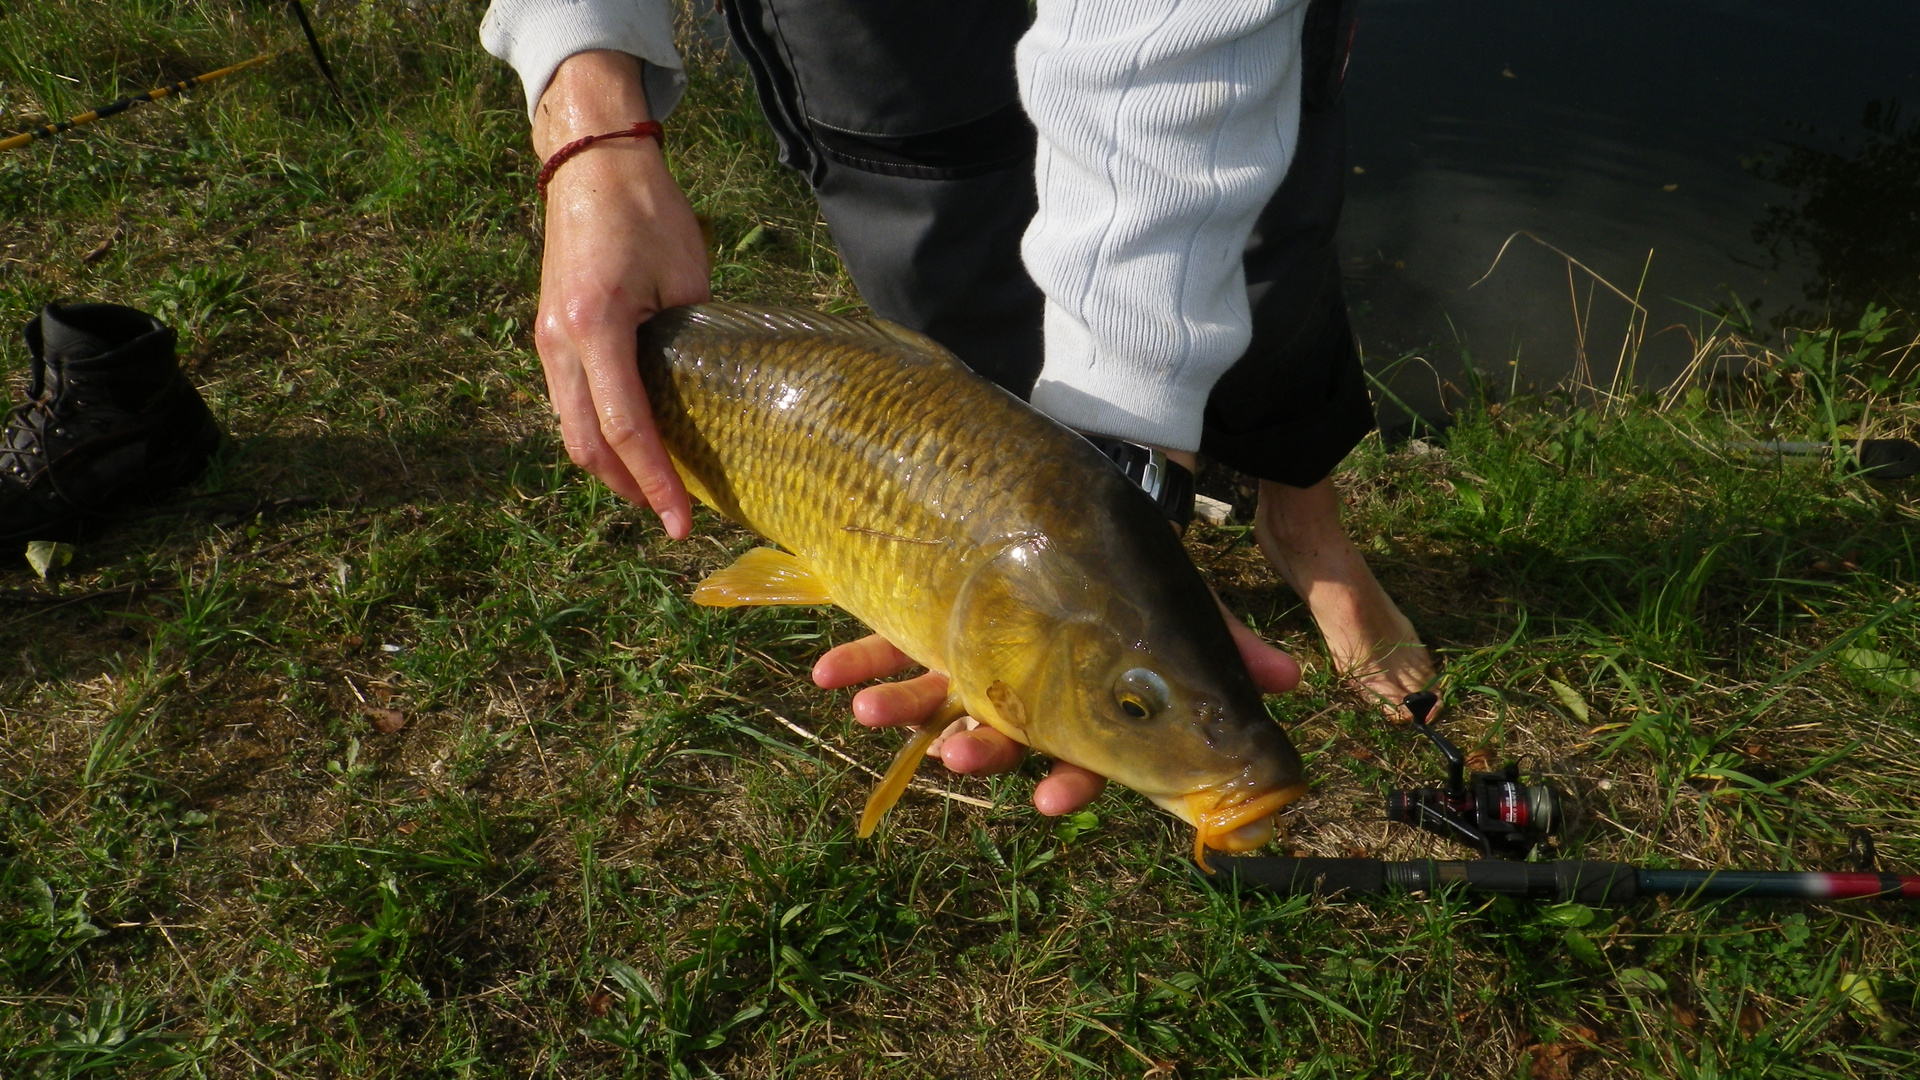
[{"x1": 637, "y1": 303, "x2": 1307, "y2": 860}]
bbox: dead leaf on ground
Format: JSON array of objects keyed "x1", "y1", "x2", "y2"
[
  {"x1": 82, "y1": 235, "x2": 115, "y2": 264},
  {"x1": 1525, "y1": 1025, "x2": 1597, "y2": 1080},
  {"x1": 362, "y1": 705, "x2": 406, "y2": 734}
]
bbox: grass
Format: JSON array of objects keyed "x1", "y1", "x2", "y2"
[{"x1": 2, "y1": 2, "x2": 1918, "y2": 1077}]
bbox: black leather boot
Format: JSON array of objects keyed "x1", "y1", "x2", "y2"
[{"x1": 1, "y1": 302, "x2": 223, "y2": 545}]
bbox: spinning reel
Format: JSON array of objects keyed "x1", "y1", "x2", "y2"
[{"x1": 1383, "y1": 692, "x2": 1566, "y2": 859}]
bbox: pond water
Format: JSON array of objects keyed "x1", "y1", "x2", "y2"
[{"x1": 1338, "y1": 0, "x2": 1920, "y2": 420}]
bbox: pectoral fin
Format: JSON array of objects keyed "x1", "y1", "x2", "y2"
[
  {"x1": 692, "y1": 547, "x2": 834, "y2": 607},
  {"x1": 857, "y1": 691, "x2": 968, "y2": 837},
  {"x1": 985, "y1": 680, "x2": 1029, "y2": 733}
]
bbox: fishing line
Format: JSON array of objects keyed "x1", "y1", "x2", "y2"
[{"x1": 285, "y1": 0, "x2": 347, "y2": 108}]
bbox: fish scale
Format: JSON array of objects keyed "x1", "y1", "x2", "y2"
[
  {"x1": 636, "y1": 302, "x2": 1308, "y2": 856},
  {"x1": 640, "y1": 305, "x2": 1080, "y2": 664}
]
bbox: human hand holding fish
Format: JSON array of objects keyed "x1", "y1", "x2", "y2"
[
  {"x1": 522, "y1": 54, "x2": 1174, "y2": 821},
  {"x1": 531, "y1": 50, "x2": 709, "y2": 538},
  {"x1": 522, "y1": 58, "x2": 1315, "y2": 854},
  {"x1": 813, "y1": 613, "x2": 1303, "y2": 817}
]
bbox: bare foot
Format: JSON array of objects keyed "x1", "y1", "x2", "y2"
[{"x1": 1254, "y1": 477, "x2": 1437, "y2": 720}]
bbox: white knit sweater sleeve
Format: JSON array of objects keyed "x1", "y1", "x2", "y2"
[
  {"x1": 1017, "y1": 0, "x2": 1310, "y2": 453},
  {"x1": 481, "y1": 0, "x2": 685, "y2": 121}
]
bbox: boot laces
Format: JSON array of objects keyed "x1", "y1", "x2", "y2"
[{"x1": 3, "y1": 349, "x2": 87, "y2": 482}]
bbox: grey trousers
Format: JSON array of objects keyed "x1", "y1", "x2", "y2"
[{"x1": 720, "y1": 0, "x2": 1375, "y2": 487}]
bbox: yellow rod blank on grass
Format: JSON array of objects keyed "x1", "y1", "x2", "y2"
[{"x1": 0, "y1": 52, "x2": 278, "y2": 153}]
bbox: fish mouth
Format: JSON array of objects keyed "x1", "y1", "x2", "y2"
[{"x1": 1187, "y1": 783, "x2": 1308, "y2": 868}]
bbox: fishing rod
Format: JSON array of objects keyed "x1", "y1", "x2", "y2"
[
  {"x1": 0, "y1": 1, "x2": 344, "y2": 153},
  {"x1": 1728, "y1": 438, "x2": 1920, "y2": 480},
  {"x1": 1208, "y1": 690, "x2": 1920, "y2": 903},
  {"x1": 0, "y1": 52, "x2": 281, "y2": 153},
  {"x1": 1204, "y1": 854, "x2": 1920, "y2": 904}
]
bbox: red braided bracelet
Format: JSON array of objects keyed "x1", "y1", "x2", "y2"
[{"x1": 535, "y1": 120, "x2": 664, "y2": 201}]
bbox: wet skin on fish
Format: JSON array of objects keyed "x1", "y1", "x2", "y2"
[{"x1": 637, "y1": 303, "x2": 1308, "y2": 860}]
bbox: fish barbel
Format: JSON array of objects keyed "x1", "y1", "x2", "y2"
[{"x1": 638, "y1": 303, "x2": 1308, "y2": 860}]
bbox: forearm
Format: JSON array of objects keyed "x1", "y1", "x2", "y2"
[
  {"x1": 530, "y1": 49, "x2": 653, "y2": 158},
  {"x1": 1016, "y1": 0, "x2": 1311, "y2": 453}
]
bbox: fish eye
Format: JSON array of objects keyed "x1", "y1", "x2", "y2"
[{"x1": 1114, "y1": 668, "x2": 1170, "y2": 720}]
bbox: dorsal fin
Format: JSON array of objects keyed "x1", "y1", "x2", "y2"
[{"x1": 650, "y1": 302, "x2": 962, "y2": 366}]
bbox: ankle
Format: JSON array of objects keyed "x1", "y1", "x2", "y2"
[{"x1": 1255, "y1": 478, "x2": 1354, "y2": 561}]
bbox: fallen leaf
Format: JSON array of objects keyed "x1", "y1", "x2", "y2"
[
  {"x1": 734, "y1": 223, "x2": 774, "y2": 253},
  {"x1": 1616, "y1": 967, "x2": 1668, "y2": 995},
  {"x1": 1528, "y1": 1037, "x2": 1574, "y2": 1068},
  {"x1": 1564, "y1": 928, "x2": 1604, "y2": 967},
  {"x1": 1835, "y1": 648, "x2": 1920, "y2": 695},
  {"x1": 362, "y1": 705, "x2": 406, "y2": 734},
  {"x1": 1839, "y1": 972, "x2": 1905, "y2": 1038},
  {"x1": 24, "y1": 540, "x2": 74, "y2": 580},
  {"x1": 1524, "y1": 1026, "x2": 1596, "y2": 1080},
  {"x1": 82, "y1": 235, "x2": 115, "y2": 264},
  {"x1": 1547, "y1": 679, "x2": 1592, "y2": 723}
]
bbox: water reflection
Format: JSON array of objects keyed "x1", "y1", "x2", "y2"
[
  {"x1": 1338, "y1": 0, "x2": 1920, "y2": 420},
  {"x1": 1751, "y1": 99, "x2": 1920, "y2": 329}
]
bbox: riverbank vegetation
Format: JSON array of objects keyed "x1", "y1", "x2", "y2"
[{"x1": 3, "y1": 3, "x2": 1917, "y2": 1077}]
